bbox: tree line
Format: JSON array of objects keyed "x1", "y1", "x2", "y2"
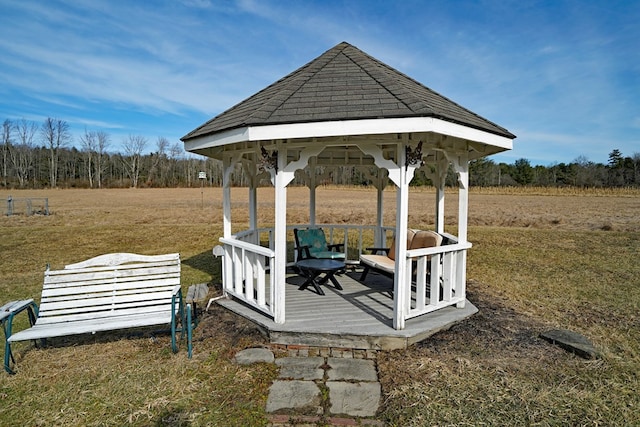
[
  {"x1": 2, "y1": 117, "x2": 639, "y2": 189},
  {"x1": 1, "y1": 117, "x2": 229, "y2": 189},
  {"x1": 466, "y1": 150, "x2": 640, "y2": 188}
]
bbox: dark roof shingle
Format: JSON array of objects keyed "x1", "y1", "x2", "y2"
[{"x1": 182, "y1": 42, "x2": 515, "y2": 141}]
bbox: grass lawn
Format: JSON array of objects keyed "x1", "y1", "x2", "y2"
[{"x1": 1, "y1": 187, "x2": 638, "y2": 426}]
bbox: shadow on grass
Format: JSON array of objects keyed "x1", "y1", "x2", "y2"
[{"x1": 182, "y1": 250, "x2": 223, "y2": 283}]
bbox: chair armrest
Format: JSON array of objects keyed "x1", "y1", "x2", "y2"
[
  {"x1": 365, "y1": 247, "x2": 390, "y2": 255},
  {"x1": 327, "y1": 243, "x2": 344, "y2": 251},
  {"x1": 297, "y1": 245, "x2": 313, "y2": 259}
]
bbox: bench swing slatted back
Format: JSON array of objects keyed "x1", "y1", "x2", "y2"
[
  {"x1": 39, "y1": 254, "x2": 181, "y2": 326},
  {"x1": 7, "y1": 253, "x2": 185, "y2": 349}
]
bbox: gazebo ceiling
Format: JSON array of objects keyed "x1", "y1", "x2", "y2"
[{"x1": 182, "y1": 41, "x2": 515, "y2": 163}]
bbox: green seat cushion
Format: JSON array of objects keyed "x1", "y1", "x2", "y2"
[{"x1": 297, "y1": 228, "x2": 345, "y2": 259}]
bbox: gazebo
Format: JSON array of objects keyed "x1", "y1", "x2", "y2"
[{"x1": 182, "y1": 42, "x2": 515, "y2": 349}]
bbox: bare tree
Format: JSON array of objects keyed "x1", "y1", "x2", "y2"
[
  {"x1": 41, "y1": 117, "x2": 71, "y2": 187},
  {"x1": 95, "y1": 131, "x2": 110, "y2": 188},
  {"x1": 168, "y1": 142, "x2": 184, "y2": 186},
  {"x1": 10, "y1": 119, "x2": 38, "y2": 187},
  {"x1": 146, "y1": 136, "x2": 169, "y2": 186},
  {"x1": 122, "y1": 135, "x2": 147, "y2": 187},
  {"x1": 80, "y1": 129, "x2": 97, "y2": 188},
  {"x1": 2, "y1": 119, "x2": 12, "y2": 187}
]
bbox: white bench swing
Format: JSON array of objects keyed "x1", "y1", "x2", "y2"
[{"x1": 4, "y1": 253, "x2": 193, "y2": 374}]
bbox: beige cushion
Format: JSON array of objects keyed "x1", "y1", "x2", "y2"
[
  {"x1": 360, "y1": 229, "x2": 443, "y2": 278},
  {"x1": 359, "y1": 254, "x2": 395, "y2": 274},
  {"x1": 410, "y1": 230, "x2": 443, "y2": 249},
  {"x1": 388, "y1": 228, "x2": 416, "y2": 261}
]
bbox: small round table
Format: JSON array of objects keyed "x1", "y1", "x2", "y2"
[{"x1": 295, "y1": 258, "x2": 345, "y2": 295}]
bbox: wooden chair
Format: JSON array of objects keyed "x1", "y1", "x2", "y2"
[{"x1": 293, "y1": 228, "x2": 345, "y2": 261}]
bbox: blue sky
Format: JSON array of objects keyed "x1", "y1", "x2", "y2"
[{"x1": 1, "y1": 0, "x2": 638, "y2": 165}]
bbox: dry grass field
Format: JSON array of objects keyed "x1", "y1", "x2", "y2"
[{"x1": 1, "y1": 186, "x2": 639, "y2": 426}]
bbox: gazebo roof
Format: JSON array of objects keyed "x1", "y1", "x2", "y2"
[{"x1": 182, "y1": 42, "x2": 515, "y2": 143}]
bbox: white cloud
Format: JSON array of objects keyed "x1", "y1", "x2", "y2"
[{"x1": 0, "y1": 0, "x2": 638, "y2": 162}]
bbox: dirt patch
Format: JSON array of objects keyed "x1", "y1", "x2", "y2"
[
  {"x1": 377, "y1": 279, "x2": 565, "y2": 401},
  {"x1": 418, "y1": 281, "x2": 555, "y2": 356},
  {"x1": 192, "y1": 284, "x2": 269, "y2": 358}
]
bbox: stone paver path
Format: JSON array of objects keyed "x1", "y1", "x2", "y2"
[
  {"x1": 234, "y1": 348, "x2": 382, "y2": 425},
  {"x1": 267, "y1": 356, "x2": 381, "y2": 419}
]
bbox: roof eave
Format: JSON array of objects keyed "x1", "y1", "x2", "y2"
[{"x1": 183, "y1": 117, "x2": 514, "y2": 154}]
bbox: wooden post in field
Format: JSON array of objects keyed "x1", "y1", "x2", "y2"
[{"x1": 198, "y1": 171, "x2": 206, "y2": 209}]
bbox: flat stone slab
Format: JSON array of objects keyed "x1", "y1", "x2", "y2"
[
  {"x1": 233, "y1": 348, "x2": 275, "y2": 365},
  {"x1": 327, "y1": 358, "x2": 378, "y2": 382},
  {"x1": 327, "y1": 381, "x2": 381, "y2": 417},
  {"x1": 266, "y1": 380, "x2": 322, "y2": 413},
  {"x1": 540, "y1": 329, "x2": 600, "y2": 359},
  {"x1": 276, "y1": 356, "x2": 325, "y2": 380}
]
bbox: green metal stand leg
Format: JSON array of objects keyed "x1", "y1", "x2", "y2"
[
  {"x1": 2, "y1": 300, "x2": 39, "y2": 374},
  {"x1": 4, "y1": 339, "x2": 14, "y2": 375},
  {"x1": 187, "y1": 304, "x2": 192, "y2": 359},
  {"x1": 170, "y1": 298, "x2": 178, "y2": 354}
]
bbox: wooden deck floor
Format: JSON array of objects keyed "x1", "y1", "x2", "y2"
[{"x1": 216, "y1": 268, "x2": 478, "y2": 350}]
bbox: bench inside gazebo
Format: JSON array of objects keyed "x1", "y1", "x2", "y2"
[{"x1": 182, "y1": 42, "x2": 515, "y2": 350}]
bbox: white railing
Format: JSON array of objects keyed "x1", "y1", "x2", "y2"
[
  {"x1": 220, "y1": 226, "x2": 469, "y2": 327},
  {"x1": 220, "y1": 224, "x2": 391, "y2": 321},
  {"x1": 404, "y1": 239, "x2": 472, "y2": 320},
  {"x1": 219, "y1": 236, "x2": 276, "y2": 318}
]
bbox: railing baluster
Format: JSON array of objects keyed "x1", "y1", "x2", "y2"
[
  {"x1": 442, "y1": 251, "x2": 453, "y2": 302},
  {"x1": 430, "y1": 254, "x2": 441, "y2": 306},
  {"x1": 415, "y1": 257, "x2": 427, "y2": 311},
  {"x1": 256, "y1": 255, "x2": 266, "y2": 306},
  {"x1": 234, "y1": 247, "x2": 243, "y2": 295},
  {"x1": 244, "y1": 251, "x2": 254, "y2": 302}
]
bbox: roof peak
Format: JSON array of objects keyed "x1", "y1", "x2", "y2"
[{"x1": 182, "y1": 41, "x2": 514, "y2": 141}]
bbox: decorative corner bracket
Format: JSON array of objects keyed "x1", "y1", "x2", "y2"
[
  {"x1": 259, "y1": 146, "x2": 278, "y2": 172},
  {"x1": 405, "y1": 141, "x2": 424, "y2": 168}
]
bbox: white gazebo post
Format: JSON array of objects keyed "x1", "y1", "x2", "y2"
[
  {"x1": 272, "y1": 143, "x2": 326, "y2": 323},
  {"x1": 306, "y1": 160, "x2": 333, "y2": 228},
  {"x1": 221, "y1": 152, "x2": 240, "y2": 296},
  {"x1": 308, "y1": 158, "x2": 317, "y2": 227},
  {"x1": 448, "y1": 151, "x2": 470, "y2": 308},
  {"x1": 425, "y1": 153, "x2": 449, "y2": 235},
  {"x1": 243, "y1": 161, "x2": 259, "y2": 244},
  {"x1": 376, "y1": 177, "x2": 385, "y2": 247},
  {"x1": 272, "y1": 145, "x2": 288, "y2": 324},
  {"x1": 391, "y1": 140, "x2": 420, "y2": 330},
  {"x1": 221, "y1": 154, "x2": 233, "y2": 239},
  {"x1": 359, "y1": 167, "x2": 387, "y2": 247}
]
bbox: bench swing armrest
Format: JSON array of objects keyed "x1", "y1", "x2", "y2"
[
  {"x1": 3, "y1": 299, "x2": 39, "y2": 374},
  {"x1": 170, "y1": 285, "x2": 184, "y2": 354},
  {"x1": 364, "y1": 247, "x2": 390, "y2": 255}
]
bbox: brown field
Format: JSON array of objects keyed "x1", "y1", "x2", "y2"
[
  {"x1": 3, "y1": 185, "x2": 638, "y2": 231},
  {"x1": 1, "y1": 186, "x2": 639, "y2": 426}
]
